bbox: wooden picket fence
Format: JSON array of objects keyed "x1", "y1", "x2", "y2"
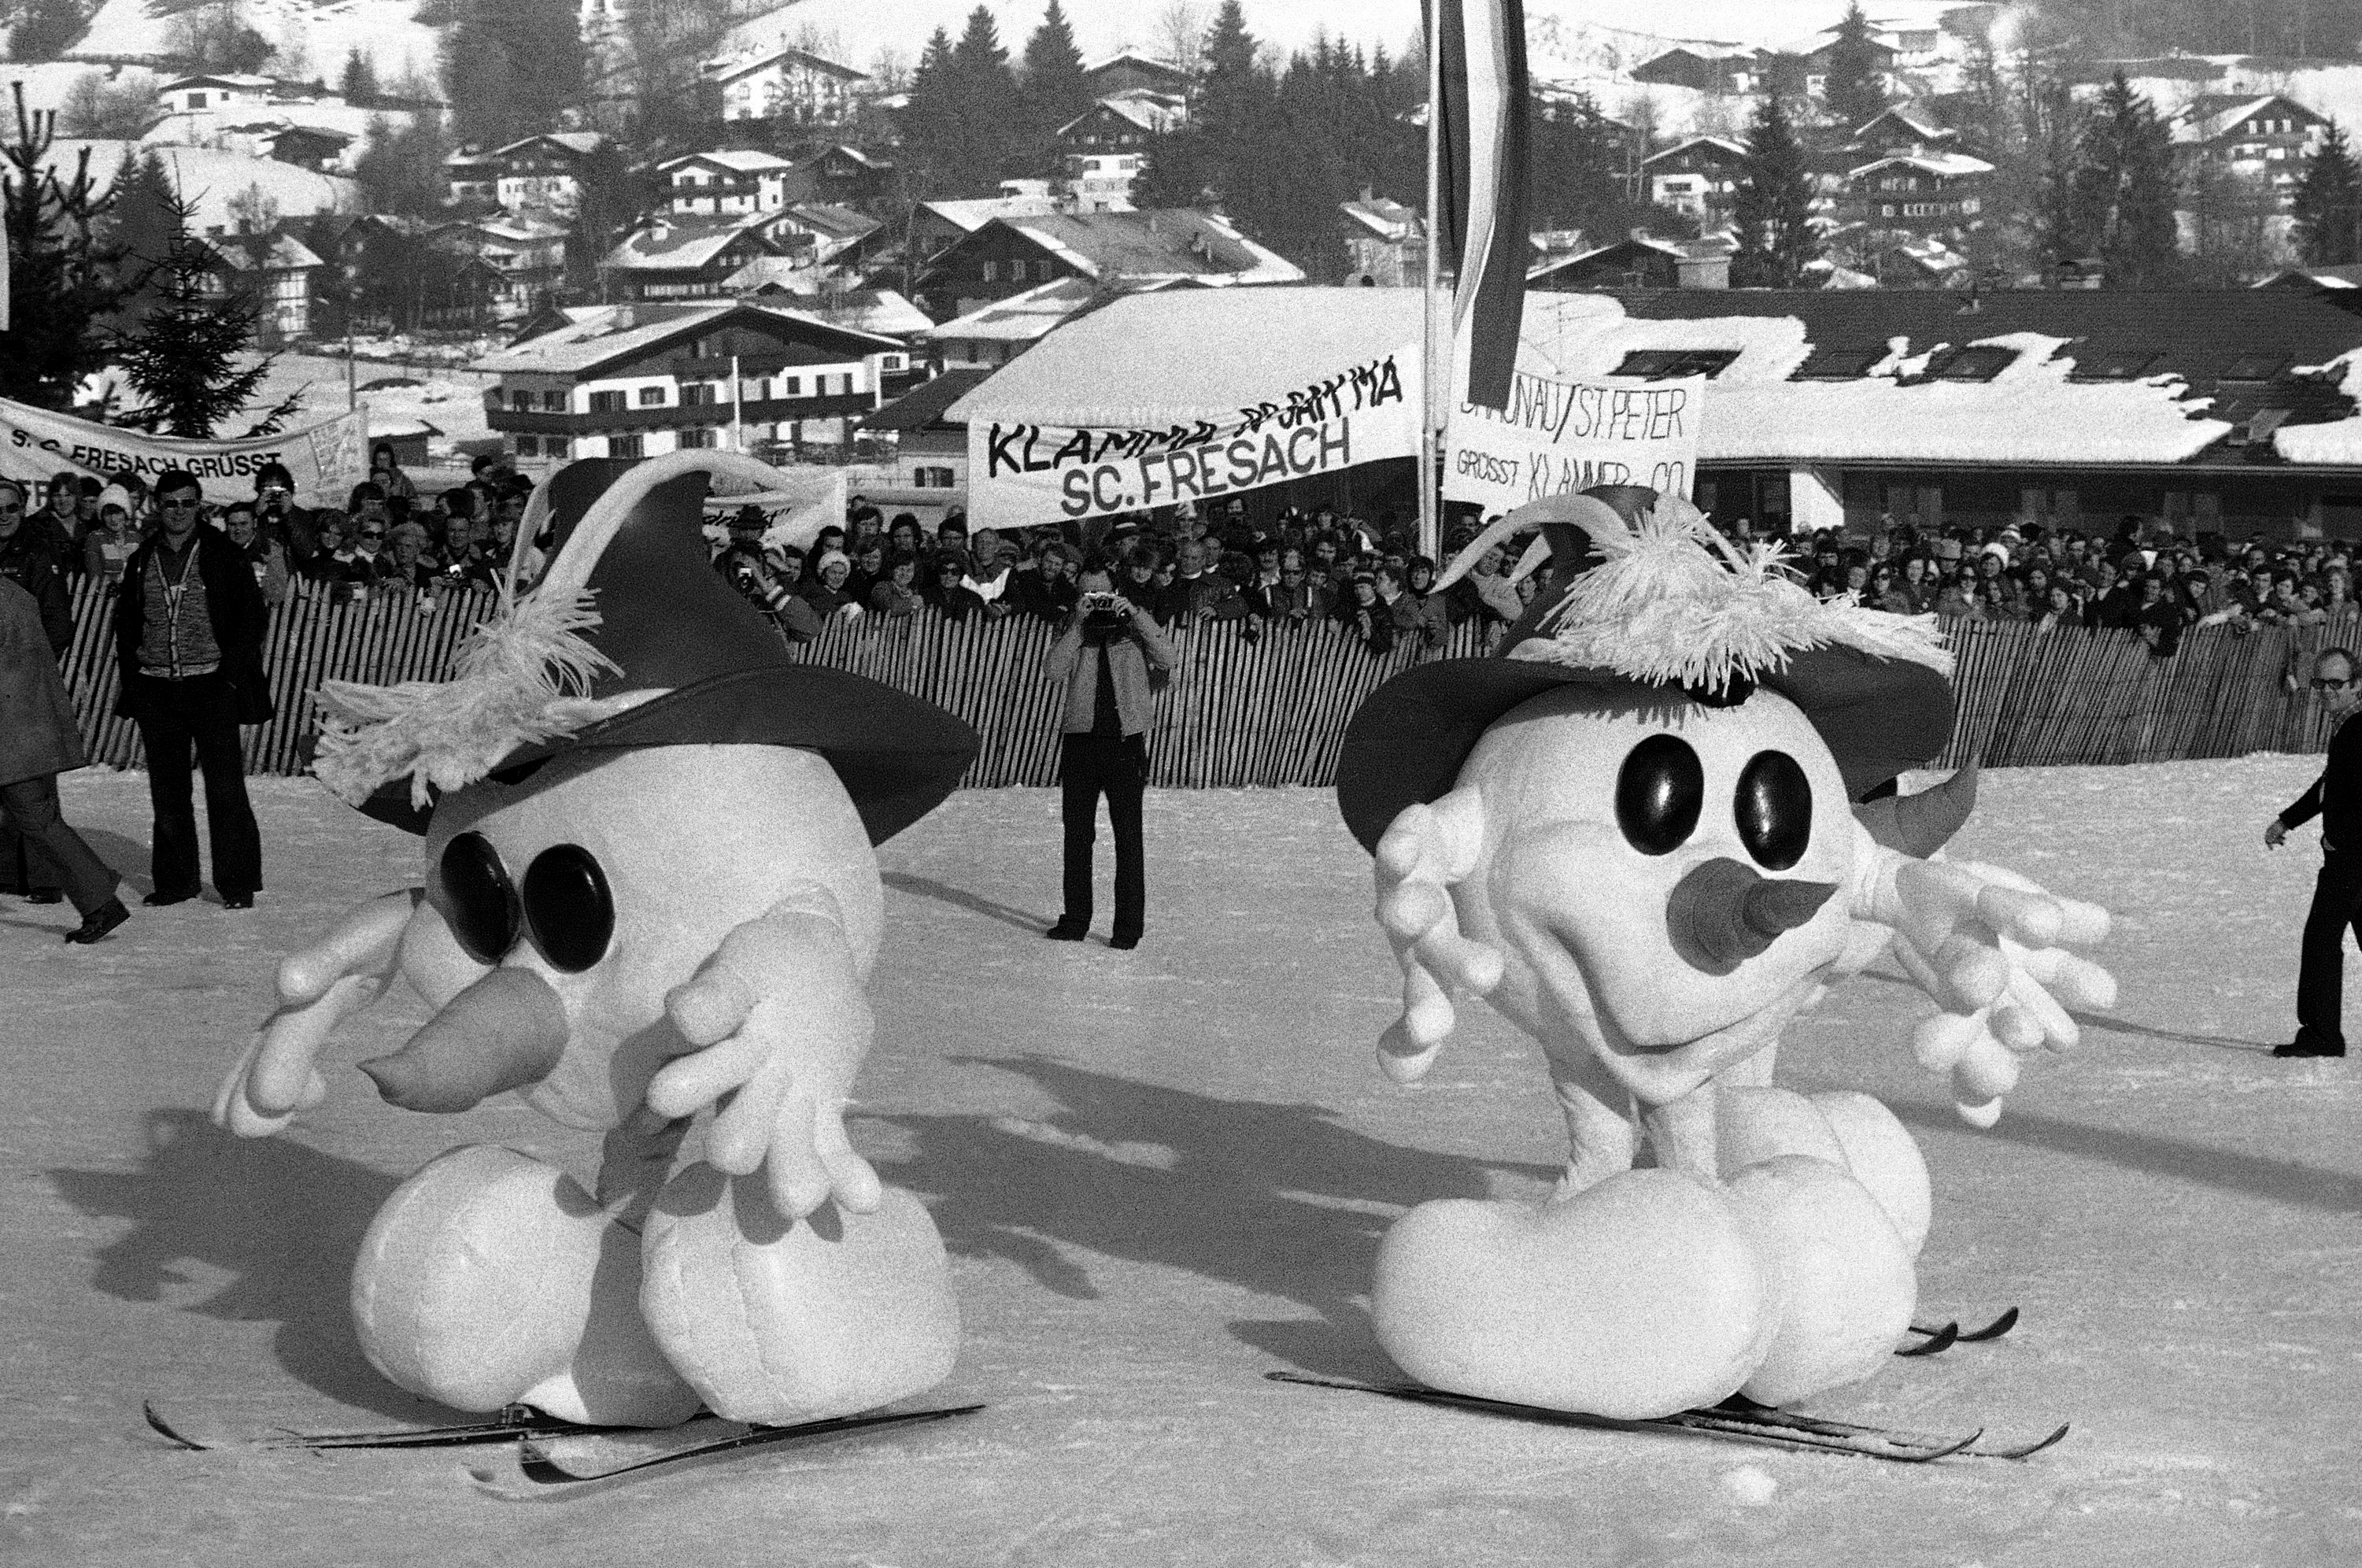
[{"x1": 55, "y1": 575, "x2": 2349, "y2": 785}]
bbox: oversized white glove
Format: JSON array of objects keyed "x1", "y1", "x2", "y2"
[
  {"x1": 652, "y1": 887, "x2": 883, "y2": 1221},
  {"x1": 1849, "y1": 843, "x2": 2115, "y2": 1125},
  {"x1": 213, "y1": 891, "x2": 416, "y2": 1137},
  {"x1": 1371, "y1": 789, "x2": 1506, "y2": 1085}
]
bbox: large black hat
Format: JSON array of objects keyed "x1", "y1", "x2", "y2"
[
  {"x1": 321, "y1": 456, "x2": 978, "y2": 845},
  {"x1": 1335, "y1": 487, "x2": 1955, "y2": 854}
]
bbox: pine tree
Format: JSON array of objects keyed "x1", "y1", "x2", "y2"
[
  {"x1": 1018, "y1": 0, "x2": 1091, "y2": 172},
  {"x1": 353, "y1": 111, "x2": 449, "y2": 216},
  {"x1": 2292, "y1": 120, "x2": 2362, "y2": 267},
  {"x1": 11, "y1": 0, "x2": 87, "y2": 62},
  {"x1": 949, "y1": 6, "x2": 1022, "y2": 187},
  {"x1": 1821, "y1": 3, "x2": 1888, "y2": 134},
  {"x1": 339, "y1": 48, "x2": 379, "y2": 105},
  {"x1": 2072, "y1": 72, "x2": 2179, "y2": 287},
  {"x1": 102, "y1": 149, "x2": 180, "y2": 332},
  {"x1": 1196, "y1": 0, "x2": 1262, "y2": 148},
  {"x1": 109, "y1": 187, "x2": 298, "y2": 438},
  {"x1": 0, "y1": 83, "x2": 126, "y2": 410},
  {"x1": 896, "y1": 28, "x2": 963, "y2": 196},
  {"x1": 1732, "y1": 94, "x2": 1820, "y2": 287},
  {"x1": 439, "y1": 0, "x2": 584, "y2": 150}
]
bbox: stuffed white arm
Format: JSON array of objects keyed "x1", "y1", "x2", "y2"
[
  {"x1": 1372, "y1": 788, "x2": 1506, "y2": 1085},
  {"x1": 1845, "y1": 827, "x2": 2116, "y2": 1125},
  {"x1": 650, "y1": 885, "x2": 882, "y2": 1221},
  {"x1": 213, "y1": 890, "x2": 416, "y2": 1137}
]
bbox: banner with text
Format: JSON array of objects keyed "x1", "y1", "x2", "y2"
[
  {"x1": 966, "y1": 352, "x2": 1421, "y2": 530},
  {"x1": 0, "y1": 398, "x2": 367, "y2": 507},
  {"x1": 1442, "y1": 368, "x2": 1702, "y2": 515}
]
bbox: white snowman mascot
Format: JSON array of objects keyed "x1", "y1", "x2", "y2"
[
  {"x1": 214, "y1": 454, "x2": 978, "y2": 1429},
  {"x1": 1334, "y1": 486, "x2": 2116, "y2": 1420}
]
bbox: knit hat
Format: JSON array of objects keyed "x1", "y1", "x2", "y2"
[{"x1": 97, "y1": 483, "x2": 132, "y2": 517}]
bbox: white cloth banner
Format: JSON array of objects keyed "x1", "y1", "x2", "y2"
[
  {"x1": 1442, "y1": 368, "x2": 1703, "y2": 514},
  {"x1": 964, "y1": 349, "x2": 1421, "y2": 531},
  {"x1": 0, "y1": 397, "x2": 367, "y2": 506}
]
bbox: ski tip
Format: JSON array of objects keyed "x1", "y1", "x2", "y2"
[
  {"x1": 1979, "y1": 1422, "x2": 2070, "y2": 1460},
  {"x1": 142, "y1": 1402, "x2": 209, "y2": 1452},
  {"x1": 1895, "y1": 1322, "x2": 1961, "y2": 1358},
  {"x1": 1958, "y1": 1306, "x2": 2021, "y2": 1343},
  {"x1": 1912, "y1": 1428, "x2": 1984, "y2": 1463}
]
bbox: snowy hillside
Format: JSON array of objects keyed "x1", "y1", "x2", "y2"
[{"x1": 69, "y1": 0, "x2": 441, "y2": 88}]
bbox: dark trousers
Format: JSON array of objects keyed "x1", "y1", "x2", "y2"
[
  {"x1": 1059, "y1": 731, "x2": 1146, "y2": 939},
  {"x1": 2296, "y1": 851, "x2": 2362, "y2": 1047},
  {"x1": 133, "y1": 671, "x2": 261, "y2": 900},
  {"x1": 0, "y1": 775, "x2": 120, "y2": 916},
  {"x1": 0, "y1": 805, "x2": 65, "y2": 894}
]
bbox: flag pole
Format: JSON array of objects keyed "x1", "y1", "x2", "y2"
[{"x1": 1420, "y1": 0, "x2": 1443, "y2": 564}]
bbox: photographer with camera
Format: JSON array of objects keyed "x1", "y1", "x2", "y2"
[{"x1": 1042, "y1": 556, "x2": 1175, "y2": 950}]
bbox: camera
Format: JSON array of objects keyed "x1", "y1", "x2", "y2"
[{"x1": 1081, "y1": 591, "x2": 1123, "y2": 612}]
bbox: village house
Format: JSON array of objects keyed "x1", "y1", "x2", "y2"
[
  {"x1": 792, "y1": 142, "x2": 893, "y2": 207},
  {"x1": 1642, "y1": 137, "x2": 1749, "y2": 220},
  {"x1": 195, "y1": 231, "x2": 322, "y2": 343},
  {"x1": 1628, "y1": 43, "x2": 1753, "y2": 94},
  {"x1": 1055, "y1": 101, "x2": 1159, "y2": 212},
  {"x1": 1340, "y1": 191, "x2": 1423, "y2": 287},
  {"x1": 919, "y1": 276, "x2": 1100, "y2": 368},
  {"x1": 2172, "y1": 93, "x2": 2334, "y2": 212},
  {"x1": 703, "y1": 46, "x2": 867, "y2": 125},
  {"x1": 659, "y1": 150, "x2": 804, "y2": 217},
  {"x1": 479, "y1": 299, "x2": 908, "y2": 464},
  {"x1": 1081, "y1": 50, "x2": 1192, "y2": 102},
  {"x1": 910, "y1": 209, "x2": 1303, "y2": 323},
  {"x1": 1529, "y1": 233, "x2": 1738, "y2": 291},
  {"x1": 1844, "y1": 148, "x2": 1994, "y2": 235},
  {"x1": 490, "y1": 132, "x2": 608, "y2": 216},
  {"x1": 852, "y1": 366, "x2": 996, "y2": 524},
  {"x1": 434, "y1": 213, "x2": 570, "y2": 319}
]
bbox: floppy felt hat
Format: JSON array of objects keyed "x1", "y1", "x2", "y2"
[
  {"x1": 315, "y1": 454, "x2": 978, "y2": 844},
  {"x1": 1335, "y1": 486, "x2": 1956, "y2": 855}
]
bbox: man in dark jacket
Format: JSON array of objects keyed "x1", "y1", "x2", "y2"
[
  {"x1": 2268, "y1": 645, "x2": 2362, "y2": 1056},
  {"x1": 0, "y1": 479, "x2": 72, "y2": 651},
  {"x1": 112, "y1": 468, "x2": 272, "y2": 909},
  {"x1": 2, "y1": 577, "x2": 127, "y2": 940}
]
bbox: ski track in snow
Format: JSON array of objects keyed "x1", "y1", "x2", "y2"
[{"x1": 3, "y1": 760, "x2": 2360, "y2": 1564}]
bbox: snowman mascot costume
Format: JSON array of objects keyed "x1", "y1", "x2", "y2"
[
  {"x1": 214, "y1": 454, "x2": 978, "y2": 1429},
  {"x1": 1335, "y1": 485, "x2": 2116, "y2": 1421}
]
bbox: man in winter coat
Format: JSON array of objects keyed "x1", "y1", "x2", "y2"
[
  {"x1": 0, "y1": 577, "x2": 127, "y2": 941},
  {"x1": 1042, "y1": 558, "x2": 1176, "y2": 949},
  {"x1": 111, "y1": 469, "x2": 272, "y2": 910}
]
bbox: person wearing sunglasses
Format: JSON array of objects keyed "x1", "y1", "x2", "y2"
[
  {"x1": 108, "y1": 468, "x2": 272, "y2": 911},
  {"x1": 2267, "y1": 646, "x2": 2362, "y2": 1057}
]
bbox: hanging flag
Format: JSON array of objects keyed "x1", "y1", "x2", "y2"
[{"x1": 1433, "y1": 0, "x2": 1529, "y2": 412}]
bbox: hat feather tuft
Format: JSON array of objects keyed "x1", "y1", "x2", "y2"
[
  {"x1": 311, "y1": 585, "x2": 641, "y2": 809},
  {"x1": 1511, "y1": 492, "x2": 1951, "y2": 691}
]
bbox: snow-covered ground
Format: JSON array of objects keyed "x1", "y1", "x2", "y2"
[
  {"x1": 4, "y1": 756, "x2": 2360, "y2": 1564},
  {"x1": 243, "y1": 348, "x2": 498, "y2": 468},
  {"x1": 70, "y1": 0, "x2": 441, "y2": 87}
]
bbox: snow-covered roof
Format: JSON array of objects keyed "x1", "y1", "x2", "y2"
[
  {"x1": 922, "y1": 277, "x2": 1100, "y2": 345},
  {"x1": 1081, "y1": 50, "x2": 1192, "y2": 80},
  {"x1": 490, "y1": 131, "x2": 607, "y2": 161},
  {"x1": 1340, "y1": 195, "x2": 1421, "y2": 239},
  {"x1": 2275, "y1": 353, "x2": 2362, "y2": 465},
  {"x1": 477, "y1": 301, "x2": 897, "y2": 377},
  {"x1": 1851, "y1": 105, "x2": 1953, "y2": 142},
  {"x1": 922, "y1": 195, "x2": 1063, "y2": 231},
  {"x1": 1848, "y1": 152, "x2": 1996, "y2": 179},
  {"x1": 1059, "y1": 98, "x2": 1158, "y2": 137},
  {"x1": 1642, "y1": 135, "x2": 1749, "y2": 168},
  {"x1": 661, "y1": 149, "x2": 797, "y2": 176},
  {"x1": 157, "y1": 73, "x2": 277, "y2": 92},
  {"x1": 2173, "y1": 93, "x2": 2323, "y2": 145},
  {"x1": 704, "y1": 45, "x2": 867, "y2": 84},
  {"x1": 981, "y1": 210, "x2": 1303, "y2": 287},
  {"x1": 602, "y1": 211, "x2": 782, "y2": 272},
  {"x1": 948, "y1": 287, "x2": 1417, "y2": 428},
  {"x1": 761, "y1": 289, "x2": 933, "y2": 338}
]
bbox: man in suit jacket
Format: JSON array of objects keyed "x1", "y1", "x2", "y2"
[{"x1": 112, "y1": 468, "x2": 274, "y2": 909}]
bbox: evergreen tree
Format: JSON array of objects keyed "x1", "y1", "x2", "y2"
[
  {"x1": 102, "y1": 149, "x2": 180, "y2": 331},
  {"x1": 895, "y1": 28, "x2": 962, "y2": 196},
  {"x1": 353, "y1": 111, "x2": 449, "y2": 216},
  {"x1": 564, "y1": 139, "x2": 640, "y2": 295},
  {"x1": 948, "y1": 6, "x2": 1022, "y2": 187},
  {"x1": 1820, "y1": 3, "x2": 1888, "y2": 134},
  {"x1": 2072, "y1": 72, "x2": 2179, "y2": 287},
  {"x1": 0, "y1": 83, "x2": 125, "y2": 409},
  {"x1": 2292, "y1": 121, "x2": 2362, "y2": 267},
  {"x1": 339, "y1": 48, "x2": 379, "y2": 105},
  {"x1": 1528, "y1": 92, "x2": 1662, "y2": 243},
  {"x1": 439, "y1": 0, "x2": 583, "y2": 150},
  {"x1": 1196, "y1": 0, "x2": 1262, "y2": 148},
  {"x1": 1018, "y1": 0, "x2": 1091, "y2": 172},
  {"x1": 10, "y1": 0, "x2": 86, "y2": 62},
  {"x1": 1732, "y1": 94, "x2": 1820, "y2": 287},
  {"x1": 109, "y1": 187, "x2": 299, "y2": 437}
]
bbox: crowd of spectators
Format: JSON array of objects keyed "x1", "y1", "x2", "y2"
[
  {"x1": 710, "y1": 493, "x2": 1553, "y2": 655},
  {"x1": 0, "y1": 443, "x2": 534, "y2": 616},
  {"x1": 1790, "y1": 511, "x2": 2362, "y2": 660}
]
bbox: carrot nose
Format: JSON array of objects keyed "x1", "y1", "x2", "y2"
[
  {"x1": 357, "y1": 967, "x2": 570, "y2": 1113},
  {"x1": 1666, "y1": 858, "x2": 1838, "y2": 974}
]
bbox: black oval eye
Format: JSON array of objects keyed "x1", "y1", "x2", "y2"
[
  {"x1": 438, "y1": 831, "x2": 519, "y2": 964},
  {"x1": 521, "y1": 844, "x2": 614, "y2": 973},
  {"x1": 1616, "y1": 734, "x2": 1704, "y2": 856},
  {"x1": 1735, "y1": 751, "x2": 1813, "y2": 871}
]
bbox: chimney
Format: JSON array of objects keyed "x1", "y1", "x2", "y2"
[{"x1": 1677, "y1": 253, "x2": 1729, "y2": 290}]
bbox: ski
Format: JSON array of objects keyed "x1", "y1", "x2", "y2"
[
  {"x1": 1894, "y1": 1321, "x2": 1960, "y2": 1357},
  {"x1": 142, "y1": 1400, "x2": 629, "y2": 1452},
  {"x1": 1268, "y1": 1372, "x2": 2064, "y2": 1463},
  {"x1": 479, "y1": 1403, "x2": 988, "y2": 1496},
  {"x1": 1909, "y1": 1306, "x2": 2019, "y2": 1344}
]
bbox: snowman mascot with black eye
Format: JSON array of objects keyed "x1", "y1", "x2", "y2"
[
  {"x1": 1333, "y1": 486, "x2": 2115, "y2": 1421},
  {"x1": 213, "y1": 454, "x2": 979, "y2": 1429}
]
